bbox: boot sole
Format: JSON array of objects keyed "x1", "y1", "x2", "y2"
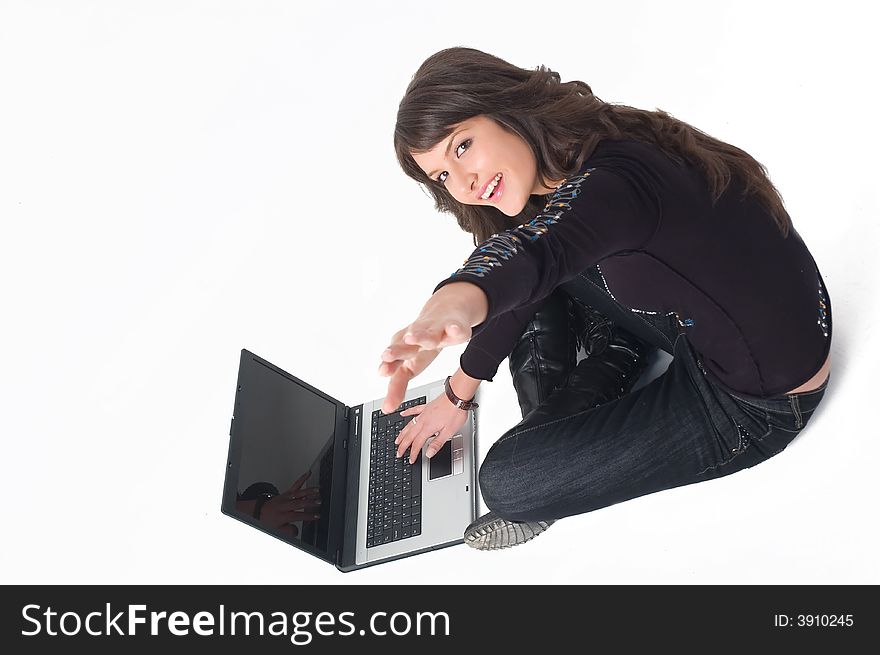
[{"x1": 464, "y1": 515, "x2": 556, "y2": 551}]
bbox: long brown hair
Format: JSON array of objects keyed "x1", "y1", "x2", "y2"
[{"x1": 394, "y1": 47, "x2": 793, "y2": 246}]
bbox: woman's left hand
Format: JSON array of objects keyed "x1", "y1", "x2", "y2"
[{"x1": 395, "y1": 394, "x2": 470, "y2": 464}]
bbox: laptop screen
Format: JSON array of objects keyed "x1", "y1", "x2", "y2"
[{"x1": 229, "y1": 358, "x2": 336, "y2": 557}]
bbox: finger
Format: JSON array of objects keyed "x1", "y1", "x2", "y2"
[
  {"x1": 403, "y1": 330, "x2": 436, "y2": 348},
  {"x1": 386, "y1": 325, "x2": 418, "y2": 353},
  {"x1": 437, "y1": 322, "x2": 471, "y2": 348},
  {"x1": 283, "y1": 470, "x2": 311, "y2": 494},
  {"x1": 397, "y1": 415, "x2": 439, "y2": 463},
  {"x1": 425, "y1": 431, "x2": 451, "y2": 459},
  {"x1": 408, "y1": 429, "x2": 441, "y2": 465},
  {"x1": 395, "y1": 423, "x2": 416, "y2": 459},
  {"x1": 404, "y1": 320, "x2": 452, "y2": 348},
  {"x1": 404, "y1": 323, "x2": 469, "y2": 350},
  {"x1": 287, "y1": 490, "x2": 321, "y2": 505},
  {"x1": 395, "y1": 401, "x2": 438, "y2": 458},
  {"x1": 381, "y1": 367, "x2": 412, "y2": 415},
  {"x1": 287, "y1": 500, "x2": 321, "y2": 513},
  {"x1": 381, "y1": 342, "x2": 421, "y2": 363},
  {"x1": 379, "y1": 324, "x2": 420, "y2": 368},
  {"x1": 377, "y1": 358, "x2": 403, "y2": 377},
  {"x1": 378, "y1": 340, "x2": 422, "y2": 377},
  {"x1": 287, "y1": 487, "x2": 321, "y2": 501},
  {"x1": 394, "y1": 413, "x2": 422, "y2": 457}
]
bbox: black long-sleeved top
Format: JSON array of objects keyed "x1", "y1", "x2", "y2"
[{"x1": 433, "y1": 138, "x2": 832, "y2": 397}]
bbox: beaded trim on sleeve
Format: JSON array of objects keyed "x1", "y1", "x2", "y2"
[{"x1": 443, "y1": 168, "x2": 597, "y2": 280}]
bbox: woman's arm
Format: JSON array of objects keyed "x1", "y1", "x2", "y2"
[
  {"x1": 432, "y1": 168, "x2": 659, "y2": 323},
  {"x1": 449, "y1": 365, "x2": 481, "y2": 402}
]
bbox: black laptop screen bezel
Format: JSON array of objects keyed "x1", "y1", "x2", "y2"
[{"x1": 221, "y1": 349, "x2": 350, "y2": 565}]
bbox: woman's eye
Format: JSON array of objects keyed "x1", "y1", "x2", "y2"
[{"x1": 436, "y1": 139, "x2": 471, "y2": 185}]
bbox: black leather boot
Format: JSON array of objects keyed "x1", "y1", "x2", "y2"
[
  {"x1": 508, "y1": 287, "x2": 579, "y2": 420},
  {"x1": 514, "y1": 298, "x2": 651, "y2": 432}
]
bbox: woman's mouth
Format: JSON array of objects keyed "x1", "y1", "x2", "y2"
[{"x1": 480, "y1": 172, "x2": 504, "y2": 202}]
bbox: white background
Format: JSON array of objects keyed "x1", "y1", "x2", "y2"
[{"x1": 2, "y1": 0, "x2": 877, "y2": 584}]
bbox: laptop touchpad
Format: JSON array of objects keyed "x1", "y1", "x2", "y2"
[{"x1": 428, "y1": 434, "x2": 463, "y2": 480}]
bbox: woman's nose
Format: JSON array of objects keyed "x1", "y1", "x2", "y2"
[{"x1": 457, "y1": 175, "x2": 476, "y2": 200}]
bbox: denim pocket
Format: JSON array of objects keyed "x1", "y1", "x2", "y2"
[
  {"x1": 787, "y1": 383, "x2": 827, "y2": 430},
  {"x1": 788, "y1": 394, "x2": 804, "y2": 429},
  {"x1": 671, "y1": 337, "x2": 738, "y2": 460}
]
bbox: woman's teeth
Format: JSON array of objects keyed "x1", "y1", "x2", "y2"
[{"x1": 481, "y1": 173, "x2": 503, "y2": 200}]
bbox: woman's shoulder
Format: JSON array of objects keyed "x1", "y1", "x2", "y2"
[
  {"x1": 560, "y1": 139, "x2": 664, "y2": 187},
  {"x1": 577, "y1": 138, "x2": 692, "y2": 190},
  {"x1": 590, "y1": 137, "x2": 672, "y2": 163}
]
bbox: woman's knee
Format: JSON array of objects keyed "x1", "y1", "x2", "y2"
[{"x1": 477, "y1": 439, "x2": 538, "y2": 519}]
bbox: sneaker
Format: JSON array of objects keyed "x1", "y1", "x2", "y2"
[{"x1": 463, "y1": 511, "x2": 555, "y2": 551}]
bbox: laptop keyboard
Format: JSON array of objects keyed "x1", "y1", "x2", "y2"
[{"x1": 367, "y1": 396, "x2": 426, "y2": 548}]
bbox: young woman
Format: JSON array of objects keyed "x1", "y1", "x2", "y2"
[{"x1": 377, "y1": 47, "x2": 832, "y2": 551}]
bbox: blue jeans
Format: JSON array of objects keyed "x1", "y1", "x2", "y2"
[{"x1": 478, "y1": 265, "x2": 831, "y2": 522}]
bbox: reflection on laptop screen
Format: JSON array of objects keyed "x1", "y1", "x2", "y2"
[{"x1": 233, "y1": 360, "x2": 335, "y2": 555}]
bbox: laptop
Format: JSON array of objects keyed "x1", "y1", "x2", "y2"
[{"x1": 221, "y1": 349, "x2": 480, "y2": 572}]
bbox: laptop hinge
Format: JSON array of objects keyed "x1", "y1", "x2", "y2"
[{"x1": 338, "y1": 403, "x2": 364, "y2": 570}]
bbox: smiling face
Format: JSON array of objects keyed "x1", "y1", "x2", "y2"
[{"x1": 410, "y1": 115, "x2": 564, "y2": 216}]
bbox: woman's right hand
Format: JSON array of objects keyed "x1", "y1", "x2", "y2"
[{"x1": 378, "y1": 325, "x2": 442, "y2": 414}]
